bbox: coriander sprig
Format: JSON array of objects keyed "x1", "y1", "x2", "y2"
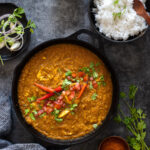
[{"x1": 114, "y1": 85, "x2": 149, "y2": 150}]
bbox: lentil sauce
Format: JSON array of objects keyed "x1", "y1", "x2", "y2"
[{"x1": 18, "y1": 44, "x2": 113, "y2": 140}]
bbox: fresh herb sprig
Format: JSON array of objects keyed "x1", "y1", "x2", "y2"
[
  {"x1": 0, "y1": 8, "x2": 36, "y2": 65},
  {"x1": 114, "y1": 85, "x2": 149, "y2": 150}
]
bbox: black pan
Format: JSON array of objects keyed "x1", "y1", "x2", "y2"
[{"x1": 12, "y1": 29, "x2": 119, "y2": 148}]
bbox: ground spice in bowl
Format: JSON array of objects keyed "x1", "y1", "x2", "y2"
[{"x1": 99, "y1": 136, "x2": 130, "y2": 150}]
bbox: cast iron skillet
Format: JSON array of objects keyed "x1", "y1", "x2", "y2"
[
  {"x1": 12, "y1": 29, "x2": 119, "y2": 147},
  {"x1": 89, "y1": 0, "x2": 150, "y2": 43}
]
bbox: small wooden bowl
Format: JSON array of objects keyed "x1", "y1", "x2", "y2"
[{"x1": 98, "y1": 136, "x2": 130, "y2": 150}]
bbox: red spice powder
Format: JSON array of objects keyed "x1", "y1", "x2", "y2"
[{"x1": 100, "y1": 138, "x2": 127, "y2": 150}]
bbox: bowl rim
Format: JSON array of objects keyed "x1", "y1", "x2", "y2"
[
  {"x1": 98, "y1": 136, "x2": 130, "y2": 150},
  {"x1": 88, "y1": 0, "x2": 149, "y2": 43},
  {"x1": 0, "y1": 3, "x2": 31, "y2": 61},
  {"x1": 11, "y1": 34, "x2": 120, "y2": 146}
]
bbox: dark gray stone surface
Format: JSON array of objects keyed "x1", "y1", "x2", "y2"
[{"x1": 0, "y1": 0, "x2": 150, "y2": 149}]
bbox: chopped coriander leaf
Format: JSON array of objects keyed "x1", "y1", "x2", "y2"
[
  {"x1": 70, "y1": 103, "x2": 78, "y2": 111},
  {"x1": 80, "y1": 78, "x2": 83, "y2": 81},
  {"x1": 76, "y1": 80, "x2": 80, "y2": 83},
  {"x1": 30, "y1": 104, "x2": 33, "y2": 108},
  {"x1": 114, "y1": 0, "x2": 119, "y2": 5},
  {"x1": 25, "y1": 109, "x2": 30, "y2": 115},
  {"x1": 52, "y1": 109, "x2": 60, "y2": 117},
  {"x1": 100, "y1": 75, "x2": 104, "y2": 81},
  {"x1": 120, "y1": 92, "x2": 126, "y2": 99},
  {"x1": 93, "y1": 72, "x2": 98, "y2": 79},
  {"x1": 38, "y1": 105, "x2": 42, "y2": 109},
  {"x1": 27, "y1": 96, "x2": 36, "y2": 102},
  {"x1": 71, "y1": 112, "x2": 75, "y2": 115},
  {"x1": 50, "y1": 96, "x2": 56, "y2": 101},
  {"x1": 96, "y1": 62, "x2": 101, "y2": 67},
  {"x1": 55, "y1": 117, "x2": 63, "y2": 122},
  {"x1": 81, "y1": 67, "x2": 90, "y2": 73},
  {"x1": 0, "y1": 36, "x2": 4, "y2": 42},
  {"x1": 91, "y1": 93, "x2": 97, "y2": 100},
  {"x1": 65, "y1": 70, "x2": 72, "y2": 76},
  {"x1": 90, "y1": 62, "x2": 94, "y2": 68},
  {"x1": 39, "y1": 112, "x2": 46, "y2": 118},
  {"x1": 129, "y1": 85, "x2": 138, "y2": 100},
  {"x1": 102, "y1": 82, "x2": 106, "y2": 86},
  {"x1": 97, "y1": 82, "x2": 101, "y2": 87},
  {"x1": 62, "y1": 79, "x2": 72, "y2": 89},
  {"x1": 93, "y1": 124, "x2": 98, "y2": 129},
  {"x1": 13, "y1": 7, "x2": 25, "y2": 18},
  {"x1": 113, "y1": 12, "x2": 122, "y2": 20},
  {"x1": 32, "y1": 110, "x2": 38, "y2": 115},
  {"x1": 0, "y1": 55, "x2": 4, "y2": 66},
  {"x1": 29, "y1": 113, "x2": 35, "y2": 120},
  {"x1": 89, "y1": 81, "x2": 93, "y2": 89}
]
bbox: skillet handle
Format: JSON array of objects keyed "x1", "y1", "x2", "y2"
[{"x1": 67, "y1": 29, "x2": 105, "y2": 56}]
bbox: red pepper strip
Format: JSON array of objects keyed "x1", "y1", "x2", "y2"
[
  {"x1": 54, "y1": 86, "x2": 62, "y2": 93},
  {"x1": 77, "y1": 83, "x2": 87, "y2": 99},
  {"x1": 37, "y1": 93, "x2": 54, "y2": 101},
  {"x1": 34, "y1": 83, "x2": 62, "y2": 93},
  {"x1": 34, "y1": 83, "x2": 54, "y2": 93}
]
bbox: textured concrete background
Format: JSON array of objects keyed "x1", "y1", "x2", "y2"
[{"x1": 0, "y1": 0, "x2": 150, "y2": 149}]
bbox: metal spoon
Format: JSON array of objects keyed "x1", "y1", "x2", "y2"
[{"x1": 133, "y1": 0, "x2": 150, "y2": 25}]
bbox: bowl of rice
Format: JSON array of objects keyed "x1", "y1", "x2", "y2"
[{"x1": 89, "y1": 0, "x2": 150, "y2": 42}]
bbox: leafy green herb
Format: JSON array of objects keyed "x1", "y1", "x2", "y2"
[
  {"x1": 52, "y1": 109, "x2": 63, "y2": 122},
  {"x1": 93, "y1": 123, "x2": 98, "y2": 129},
  {"x1": 96, "y1": 62, "x2": 101, "y2": 67},
  {"x1": 102, "y1": 82, "x2": 106, "y2": 86},
  {"x1": 129, "y1": 85, "x2": 138, "y2": 100},
  {"x1": 91, "y1": 93, "x2": 97, "y2": 100},
  {"x1": 49, "y1": 96, "x2": 56, "y2": 101},
  {"x1": 71, "y1": 112, "x2": 75, "y2": 115},
  {"x1": 25, "y1": 109, "x2": 30, "y2": 115},
  {"x1": 80, "y1": 67, "x2": 90, "y2": 73},
  {"x1": 0, "y1": 55, "x2": 4, "y2": 66},
  {"x1": 65, "y1": 70, "x2": 72, "y2": 76},
  {"x1": 15, "y1": 24, "x2": 24, "y2": 34},
  {"x1": 93, "y1": 71, "x2": 98, "y2": 79},
  {"x1": 27, "y1": 96, "x2": 36, "y2": 102},
  {"x1": 90, "y1": 62, "x2": 94, "y2": 68},
  {"x1": 30, "y1": 103, "x2": 33, "y2": 108},
  {"x1": 29, "y1": 113, "x2": 35, "y2": 120},
  {"x1": 13, "y1": 7, "x2": 25, "y2": 18},
  {"x1": 39, "y1": 112, "x2": 46, "y2": 118},
  {"x1": 32, "y1": 110, "x2": 38, "y2": 115},
  {"x1": 97, "y1": 82, "x2": 101, "y2": 87},
  {"x1": 55, "y1": 118, "x2": 63, "y2": 122},
  {"x1": 62, "y1": 79, "x2": 72, "y2": 89},
  {"x1": 0, "y1": 20, "x2": 4, "y2": 29},
  {"x1": 120, "y1": 92, "x2": 126, "y2": 99},
  {"x1": 89, "y1": 81, "x2": 93, "y2": 89},
  {"x1": 114, "y1": 85, "x2": 150, "y2": 150},
  {"x1": 113, "y1": 12, "x2": 122, "y2": 20},
  {"x1": 114, "y1": 0, "x2": 119, "y2": 5},
  {"x1": 100, "y1": 75, "x2": 104, "y2": 81},
  {"x1": 25, "y1": 19, "x2": 36, "y2": 33},
  {"x1": 70, "y1": 103, "x2": 78, "y2": 111}
]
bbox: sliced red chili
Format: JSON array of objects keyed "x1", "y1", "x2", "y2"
[
  {"x1": 83, "y1": 74, "x2": 89, "y2": 81},
  {"x1": 78, "y1": 72, "x2": 85, "y2": 77}
]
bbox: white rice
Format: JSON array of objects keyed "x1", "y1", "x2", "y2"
[{"x1": 93, "y1": 0, "x2": 148, "y2": 40}]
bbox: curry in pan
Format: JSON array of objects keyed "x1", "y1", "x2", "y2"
[{"x1": 18, "y1": 44, "x2": 113, "y2": 140}]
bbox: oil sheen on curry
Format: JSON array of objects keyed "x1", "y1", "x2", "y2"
[{"x1": 18, "y1": 44, "x2": 113, "y2": 140}]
